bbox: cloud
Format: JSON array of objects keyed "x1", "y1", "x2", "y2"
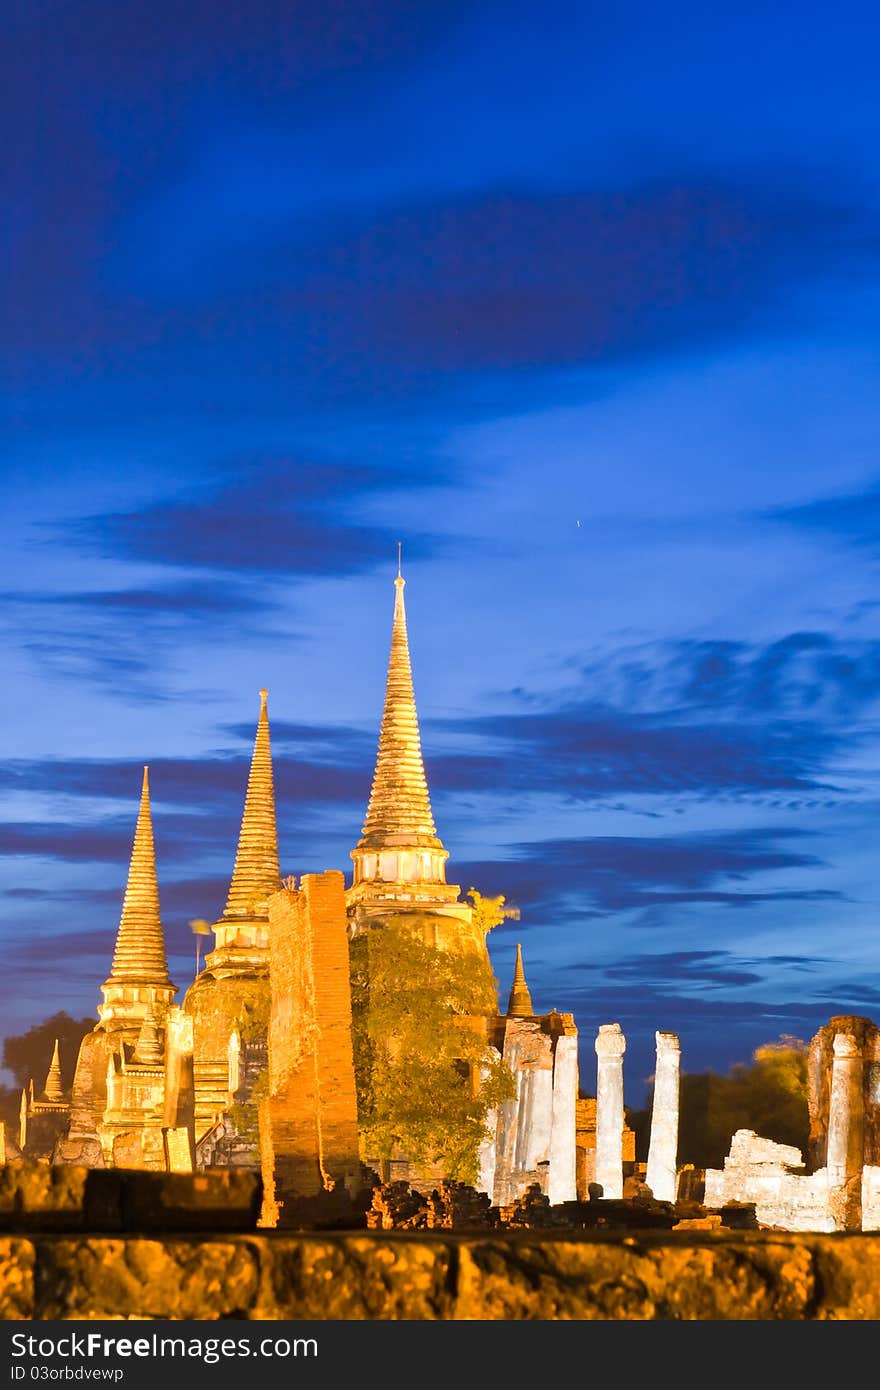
[
  {"x1": 574, "y1": 632, "x2": 880, "y2": 721},
  {"x1": 458, "y1": 825, "x2": 834, "y2": 916},
  {"x1": 9, "y1": 160, "x2": 879, "y2": 410},
  {"x1": 423, "y1": 629, "x2": 880, "y2": 807},
  {"x1": 429, "y1": 706, "x2": 840, "y2": 798},
  {"x1": 0, "y1": 814, "x2": 220, "y2": 866},
  {"x1": 602, "y1": 949, "x2": 773, "y2": 989},
  {"x1": 3, "y1": 0, "x2": 473, "y2": 353},
  {"x1": 72, "y1": 458, "x2": 452, "y2": 576},
  {"x1": 0, "y1": 750, "x2": 368, "y2": 814},
  {"x1": 226, "y1": 718, "x2": 375, "y2": 766},
  {"x1": 0, "y1": 580, "x2": 285, "y2": 696},
  {"x1": 281, "y1": 178, "x2": 878, "y2": 374},
  {"x1": 766, "y1": 481, "x2": 880, "y2": 552}
]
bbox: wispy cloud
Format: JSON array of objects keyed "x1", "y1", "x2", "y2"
[
  {"x1": 766, "y1": 481, "x2": 880, "y2": 552},
  {"x1": 0, "y1": 579, "x2": 284, "y2": 695},
  {"x1": 71, "y1": 458, "x2": 452, "y2": 576},
  {"x1": 573, "y1": 632, "x2": 880, "y2": 721},
  {"x1": 458, "y1": 825, "x2": 834, "y2": 916}
]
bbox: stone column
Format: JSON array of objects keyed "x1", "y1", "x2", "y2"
[
  {"x1": 163, "y1": 1007, "x2": 196, "y2": 1170},
  {"x1": 595, "y1": 1023, "x2": 626, "y2": 1199},
  {"x1": 645, "y1": 1031, "x2": 681, "y2": 1203},
  {"x1": 827, "y1": 1031, "x2": 864, "y2": 1231},
  {"x1": 548, "y1": 1030, "x2": 579, "y2": 1205},
  {"x1": 227, "y1": 1027, "x2": 241, "y2": 1096}
]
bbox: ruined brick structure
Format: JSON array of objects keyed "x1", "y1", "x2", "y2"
[
  {"x1": 258, "y1": 872, "x2": 361, "y2": 1224},
  {"x1": 808, "y1": 1015, "x2": 880, "y2": 1170},
  {"x1": 479, "y1": 949, "x2": 578, "y2": 1207},
  {"x1": 575, "y1": 1095, "x2": 636, "y2": 1199}
]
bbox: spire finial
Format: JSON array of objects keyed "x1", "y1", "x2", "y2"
[
  {"x1": 42, "y1": 1039, "x2": 64, "y2": 1103},
  {"x1": 507, "y1": 942, "x2": 534, "y2": 1017},
  {"x1": 223, "y1": 686, "x2": 281, "y2": 919},
  {"x1": 396, "y1": 539, "x2": 404, "y2": 587},
  {"x1": 355, "y1": 565, "x2": 442, "y2": 852},
  {"x1": 103, "y1": 766, "x2": 174, "y2": 993}
]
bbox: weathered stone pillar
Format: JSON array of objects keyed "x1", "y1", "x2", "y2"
[
  {"x1": 548, "y1": 1027, "x2": 578, "y2": 1205},
  {"x1": 646, "y1": 1031, "x2": 681, "y2": 1203},
  {"x1": 261, "y1": 872, "x2": 361, "y2": 1215},
  {"x1": 595, "y1": 1023, "x2": 626, "y2": 1200},
  {"x1": 227, "y1": 1027, "x2": 241, "y2": 1096},
  {"x1": 163, "y1": 1007, "x2": 196, "y2": 1171},
  {"x1": 827, "y1": 1031, "x2": 864, "y2": 1230}
]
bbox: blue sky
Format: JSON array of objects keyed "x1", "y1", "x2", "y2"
[{"x1": 3, "y1": 0, "x2": 880, "y2": 1102}]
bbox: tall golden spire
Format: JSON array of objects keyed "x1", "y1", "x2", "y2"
[
  {"x1": 357, "y1": 570, "x2": 444, "y2": 853},
  {"x1": 42, "y1": 1039, "x2": 64, "y2": 1102},
  {"x1": 223, "y1": 689, "x2": 281, "y2": 919},
  {"x1": 507, "y1": 943, "x2": 534, "y2": 1017},
  {"x1": 347, "y1": 563, "x2": 486, "y2": 966},
  {"x1": 105, "y1": 768, "x2": 173, "y2": 987}
]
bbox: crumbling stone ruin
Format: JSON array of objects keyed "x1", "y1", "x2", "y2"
[
  {"x1": 478, "y1": 947, "x2": 578, "y2": 1207},
  {"x1": 704, "y1": 1016, "x2": 880, "y2": 1231}
]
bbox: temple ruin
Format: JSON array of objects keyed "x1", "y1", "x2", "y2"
[
  {"x1": 15, "y1": 569, "x2": 880, "y2": 1235},
  {"x1": 30, "y1": 570, "x2": 580, "y2": 1208}
]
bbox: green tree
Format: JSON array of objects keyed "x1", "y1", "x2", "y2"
[
  {"x1": 224, "y1": 994, "x2": 271, "y2": 1150},
  {"x1": 349, "y1": 919, "x2": 516, "y2": 1185},
  {"x1": 466, "y1": 889, "x2": 520, "y2": 937},
  {"x1": 671, "y1": 1035, "x2": 810, "y2": 1169},
  {"x1": 2, "y1": 1011, "x2": 94, "y2": 1092}
]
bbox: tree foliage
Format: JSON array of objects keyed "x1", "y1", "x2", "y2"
[
  {"x1": 349, "y1": 919, "x2": 516, "y2": 1185},
  {"x1": 659, "y1": 1035, "x2": 811, "y2": 1169},
  {"x1": 465, "y1": 889, "x2": 520, "y2": 937},
  {"x1": 2, "y1": 1011, "x2": 94, "y2": 1091}
]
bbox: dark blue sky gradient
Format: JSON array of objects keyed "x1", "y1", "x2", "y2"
[{"x1": 3, "y1": 1, "x2": 880, "y2": 1101}]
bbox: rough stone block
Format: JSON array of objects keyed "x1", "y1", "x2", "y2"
[
  {"x1": 0, "y1": 1165, "x2": 88, "y2": 1230},
  {"x1": 52, "y1": 1137, "x2": 105, "y2": 1168},
  {"x1": 0, "y1": 1239, "x2": 34, "y2": 1318},
  {"x1": 5, "y1": 1230, "x2": 880, "y2": 1320},
  {"x1": 727, "y1": 1129, "x2": 804, "y2": 1170},
  {"x1": 37, "y1": 1238, "x2": 260, "y2": 1319},
  {"x1": 257, "y1": 1236, "x2": 453, "y2": 1319},
  {"x1": 164, "y1": 1127, "x2": 194, "y2": 1173}
]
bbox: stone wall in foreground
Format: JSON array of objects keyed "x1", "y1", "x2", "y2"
[{"x1": 3, "y1": 1230, "x2": 880, "y2": 1319}]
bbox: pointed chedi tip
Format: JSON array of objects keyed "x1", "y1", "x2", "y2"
[
  {"x1": 223, "y1": 688, "x2": 281, "y2": 918},
  {"x1": 507, "y1": 942, "x2": 535, "y2": 1018},
  {"x1": 105, "y1": 765, "x2": 173, "y2": 988},
  {"x1": 357, "y1": 568, "x2": 443, "y2": 851},
  {"x1": 42, "y1": 1039, "x2": 64, "y2": 1103}
]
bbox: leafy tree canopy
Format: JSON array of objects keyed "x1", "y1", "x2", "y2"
[
  {"x1": 349, "y1": 919, "x2": 516, "y2": 1185},
  {"x1": 465, "y1": 889, "x2": 520, "y2": 936},
  {"x1": 2, "y1": 1011, "x2": 94, "y2": 1091},
  {"x1": 632, "y1": 1034, "x2": 810, "y2": 1170}
]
